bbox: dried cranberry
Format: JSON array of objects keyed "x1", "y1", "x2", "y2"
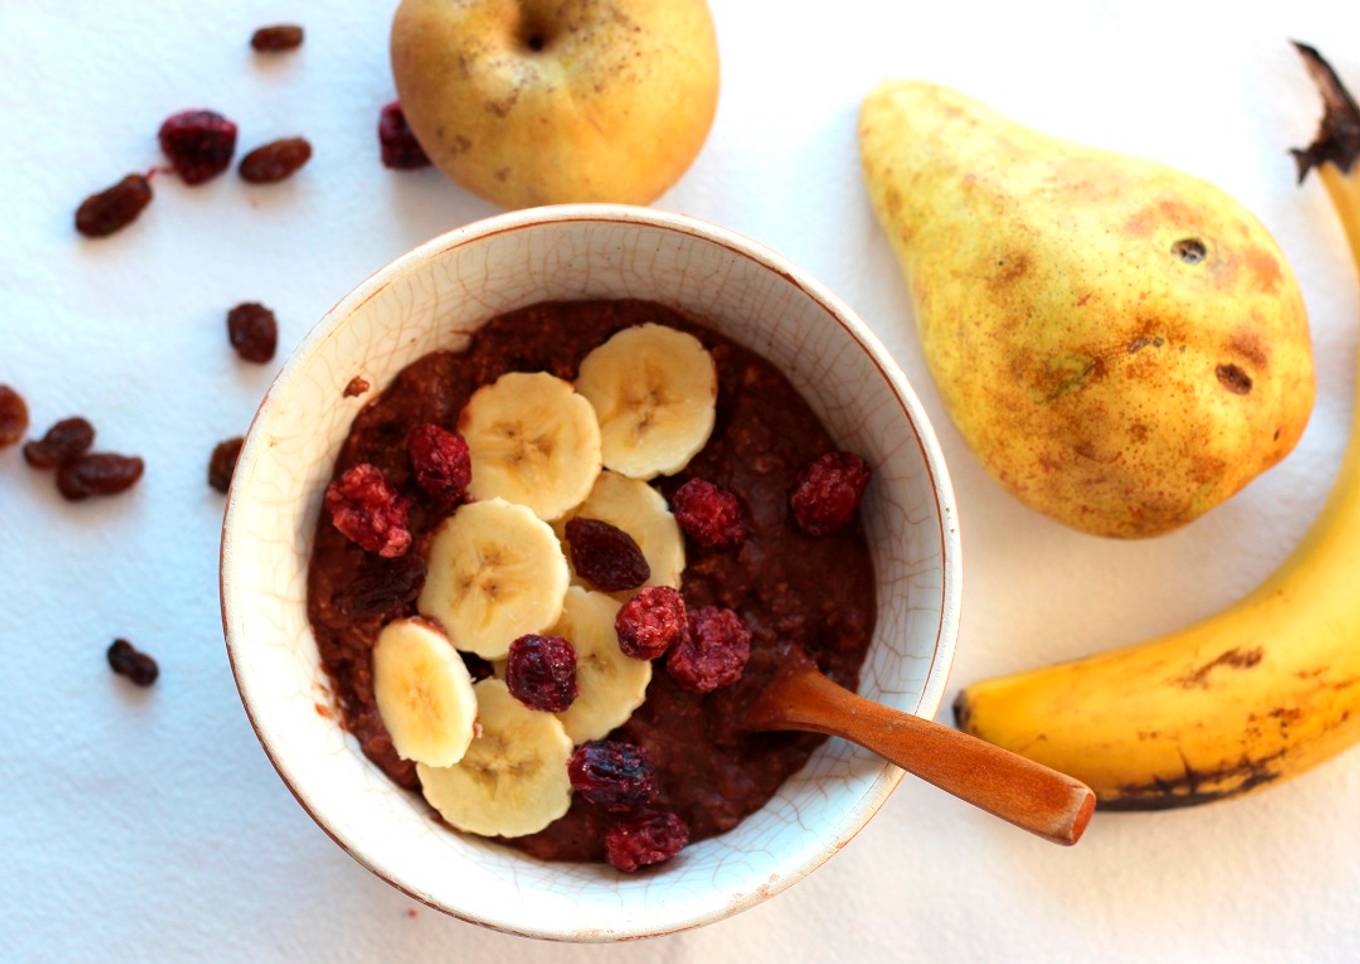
[
  {"x1": 568, "y1": 741, "x2": 659, "y2": 813},
  {"x1": 615, "y1": 586, "x2": 686, "y2": 660},
  {"x1": 209, "y1": 436, "x2": 244, "y2": 493},
  {"x1": 75, "y1": 174, "x2": 152, "y2": 238},
  {"x1": 564, "y1": 518, "x2": 650, "y2": 591},
  {"x1": 671, "y1": 478, "x2": 745, "y2": 548},
  {"x1": 506, "y1": 634, "x2": 577, "y2": 711},
  {"x1": 227, "y1": 302, "x2": 278, "y2": 363},
  {"x1": 407, "y1": 423, "x2": 471, "y2": 508},
  {"x1": 604, "y1": 812, "x2": 689, "y2": 872},
  {"x1": 23, "y1": 417, "x2": 95, "y2": 468},
  {"x1": 251, "y1": 24, "x2": 304, "y2": 51},
  {"x1": 324, "y1": 463, "x2": 411, "y2": 557},
  {"x1": 667, "y1": 606, "x2": 751, "y2": 693},
  {"x1": 56, "y1": 453, "x2": 144, "y2": 501},
  {"x1": 378, "y1": 101, "x2": 431, "y2": 170},
  {"x1": 789, "y1": 451, "x2": 871, "y2": 537},
  {"x1": 0, "y1": 385, "x2": 28, "y2": 448},
  {"x1": 107, "y1": 638, "x2": 158, "y2": 687},
  {"x1": 158, "y1": 110, "x2": 238, "y2": 185},
  {"x1": 239, "y1": 137, "x2": 312, "y2": 183}
]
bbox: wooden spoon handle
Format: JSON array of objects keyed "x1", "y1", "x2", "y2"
[{"x1": 750, "y1": 669, "x2": 1096, "y2": 846}]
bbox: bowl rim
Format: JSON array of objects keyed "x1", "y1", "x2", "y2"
[{"x1": 219, "y1": 203, "x2": 962, "y2": 942}]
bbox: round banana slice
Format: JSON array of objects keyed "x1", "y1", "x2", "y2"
[
  {"x1": 459, "y1": 371, "x2": 602, "y2": 521},
  {"x1": 575, "y1": 324, "x2": 717, "y2": 480},
  {"x1": 556, "y1": 470, "x2": 685, "y2": 594},
  {"x1": 417, "y1": 498, "x2": 569, "y2": 659},
  {"x1": 551, "y1": 587, "x2": 652, "y2": 743},
  {"x1": 372, "y1": 617, "x2": 478, "y2": 768},
  {"x1": 418, "y1": 679, "x2": 573, "y2": 838}
]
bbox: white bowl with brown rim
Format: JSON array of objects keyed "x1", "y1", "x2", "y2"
[{"x1": 219, "y1": 204, "x2": 961, "y2": 941}]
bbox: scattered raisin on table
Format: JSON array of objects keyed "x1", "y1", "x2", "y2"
[
  {"x1": 671, "y1": 478, "x2": 745, "y2": 548},
  {"x1": 158, "y1": 110, "x2": 238, "y2": 185},
  {"x1": 615, "y1": 586, "x2": 687, "y2": 661},
  {"x1": 324, "y1": 463, "x2": 411, "y2": 557},
  {"x1": 666, "y1": 605, "x2": 751, "y2": 693},
  {"x1": 227, "y1": 302, "x2": 278, "y2": 363},
  {"x1": 378, "y1": 101, "x2": 431, "y2": 170},
  {"x1": 239, "y1": 138, "x2": 312, "y2": 183},
  {"x1": 568, "y1": 741, "x2": 659, "y2": 813},
  {"x1": 604, "y1": 812, "x2": 689, "y2": 873},
  {"x1": 564, "y1": 517, "x2": 650, "y2": 591},
  {"x1": 0, "y1": 385, "x2": 28, "y2": 448},
  {"x1": 251, "y1": 24, "x2": 304, "y2": 52},
  {"x1": 23, "y1": 417, "x2": 95, "y2": 468},
  {"x1": 75, "y1": 174, "x2": 152, "y2": 238},
  {"x1": 56, "y1": 453, "x2": 145, "y2": 501},
  {"x1": 789, "y1": 451, "x2": 871, "y2": 537},
  {"x1": 407, "y1": 423, "x2": 471, "y2": 509},
  {"x1": 107, "y1": 639, "x2": 158, "y2": 687},
  {"x1": 506, "y1": 634, "x2": 578, "y2": 711},
  {"x1": 209, "y1": 436, "x2": 244, "y2": 494}
]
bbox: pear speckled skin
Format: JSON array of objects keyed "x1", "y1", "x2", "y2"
[{"x1": 860, "y1": 82, "x2": 1314, "y2": 538}]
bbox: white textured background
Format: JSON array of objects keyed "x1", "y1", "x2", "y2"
[{"x1": 2, "y1": 1, "x2": 1358, "y2": 960}]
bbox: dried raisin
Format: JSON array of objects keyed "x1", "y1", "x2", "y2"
[
  {"x1": 107, "y1": 638, "x2": 158, "y2": 687},
  {"x1": 239, "y1": 137, "x2": 312, "y2": 183},
  {"x1": 227, "y1": 303, "x2": 278, "y2": 363},
  {"x1": 75, "y1": 174, "x2": 152, "y2": 238},
  {"x1": 506, "y1": 634, "x2": 578, "y2": 711},
  {"x1": 568, "y1": 741, "x2": 659, "y2": 813},
  {"x1": 671, "y1": 478, "x2": 745, "y2": 548},
  {"x1": 23, "y1": 417, "x2": 95, "y2": 468},
  {"x1": 56, "y1": 453, "x2": 144, "y2": 501},
  {"x1": 614, "y1": 586, "x2": 686, "y2": 660},
  {"x1": 666, "y1": 606, "x2": 751, "y2": 693},
  {"x1": 343, "y1": 376, "x2": 370, "y2": 398},
  {"x1": 324, "y1": 463, "x2": 411, "y2": 557},
  {"x1": 0, "y1": 385, "x2": 28, "y2": 448},
  {"x1": 564, "y1": 517, "x2": 650, "y2": 591},
  {"x1": 378, "y1": 101, "x2": 431, "y2": 170},
  {"x1": 407, "y1": 423, "x2": 471, "y2": 508},
  {"x1": 209, "y1": 437, "x2": 244, "y2": 493},
  {"x1": 789, "y1": 451, "x2": 871, "y2": 537},
  {"x1": 158, "y1": 110, "x2": 238, "y2": 185},
  {"x1": 604, "y1": 812, "x2": 688, "y2": 872},
  {"x1": 334, "y1": 555, "x2": 426, "y2": 621},
  {"x1": 251, "y1": 24, "x2": 304, "y2": 52}
]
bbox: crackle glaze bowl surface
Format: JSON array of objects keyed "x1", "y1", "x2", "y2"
[{"x1": 219, "y1": 204, "x2": 961, "y2": 941}]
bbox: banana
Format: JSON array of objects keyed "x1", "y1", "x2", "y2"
[
  {"x1": 551, "y1": 587, "x2": 652, "y2": 743},
  {"x1": 417, "y1": 497, "x2": 569, "y2": 660},
  {"x1": 459, "y1": 371, "x2": 602, "y2": 520},
  {"x1": 555, "y1": 470, "x2": 686, "y2": 595},
  {"x1": 955, "y1": 44, "x2": 1360, "y2": 810},
  {"x1": 372, "y1": 617, "x2": 477, "y2": 767},
  {"x1": 575, "y1": 323, "x2": 717, "y2": 480},
  {"x1": 417, "y1": 679, "x2": 574, "y2": 837}
]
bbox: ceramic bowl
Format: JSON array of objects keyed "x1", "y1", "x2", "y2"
[{"x1": 220, "y1": 204, "x2": 961, "y2": 941}]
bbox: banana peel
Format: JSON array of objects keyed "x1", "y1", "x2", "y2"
[{"x1": 954, "y1": 43, "x2": 1360, "y2": 810}]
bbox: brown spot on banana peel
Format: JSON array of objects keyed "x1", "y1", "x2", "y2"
[
  {"x1": 1173, "y1": 646, "x2": 1265, "y2": 688},
  {"x1": 1291, "y1": 42, "x2": 1360, "y2": 181},
  {"x1": 1102, "y1": 748, "x2": 1287, "y2": 811}
]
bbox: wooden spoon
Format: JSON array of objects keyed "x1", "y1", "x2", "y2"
[{"x1": 745, "y1": 658, "x2": 1096, "y2": 846}]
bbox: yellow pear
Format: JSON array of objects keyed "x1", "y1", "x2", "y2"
[{"x1": 860, "y1": 82, "x2": 1314, "y2": 538}]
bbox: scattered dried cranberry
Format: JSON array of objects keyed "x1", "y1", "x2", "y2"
[
  {"x1": 615, "y1": 586, "x2": 687, "y2": 660},
  {"x1": 667, "y1": 606, "x2": 751, "y2": 693},
  {"x1": 23, "y1": 417, "x2": 95, "y2": 468},
  {"x1": 506, "y1": 634, "x2": 578, "y2": 711},
  {"x1": 239, "y1": 137, "x2": 312, "y2": 183},
  {"x1": 75, "y1": 174, "x2": 152, "y2": 238},
  {"x1": 789, "y1": 451, "x2": 871, "y2": 537},
  {"x1": 107, "y1": 638, "x2": 158, "y2": 687},
  {"x1": 227, "y1": 302, "x2": 278, "y2": 363},
  {"x1": 568, "y1": 741, "x2": 659, "y2": 813},
  {"x1": 604, "y1": 812, "x2": 689, "y2": 872},
  {"x1": 56, "y1": 453, "x2": 144, "y2": 501},
  {"x1": 0, "y1": 385, "x2": 28, "y2": 448},
  {"x1": 324, "y1": 463, "x2": 411, "y2": 557},
  {"x1": 158, "y1": 110, "x2": 238, "y2": 185},
  {"x1": 251, "y1": 24, "x2": 304, "y2": 52},
  {"x1": 378, "y1": 101, "x2": 431, "y2": 170},
  {"x1": 407, "y1": 423, "x2": 471, "y2": 508},
  {"x1": 564, "y1": 517, "x2": 650, "y2": 591},
  {"x1": 209, "y1": 436, "x2": 244, "y2": 494},
  {"x1": 671, "y1": 478, "x2": 744, "y2": 548}
]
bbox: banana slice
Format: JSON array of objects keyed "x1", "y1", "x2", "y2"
[
  {"x1": 551, "y1": 587, "x2": 652, "y2": 743},
  {"x1": 417, "y1": 498, "x2": 569, "y2": 660},
  {"x1": 417, "y1": 679, "x2": 573, "y2": 838},
  {"x1": 556, "y1": 470, "x2": 685, "y2": 594},
  {"x1": 575, "y1": 324, "x2": 717, "y2": 480},
  {"x1": 372, "y1": 617, "x2": 478, "y2": 768},
  {"x1": 459, "y1": 371, "x2": 602, "y2": 521}
]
